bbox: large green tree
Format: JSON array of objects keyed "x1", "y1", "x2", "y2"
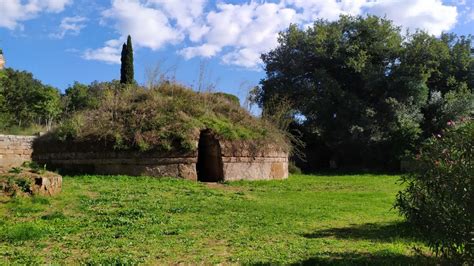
[
  {"x1": 120, "y1": 35, "x2": 135, "y2": 84},
  {"x1": 0, "y1": 68, "x2": 61, "y2": 130},
  {"x1": 258, "y1": 15, "x2": 473, "y2": 170},
  {"x1": 63, "y1": 81, "x2": 101, "y2": 114}
]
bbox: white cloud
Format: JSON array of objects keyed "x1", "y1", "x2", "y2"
[
  {"x1": 457, "y1": 0, "x2": 474, "y2": 23},
  {"x1": 101, "y1": 0, "x2": 184, "y2": 50},
  {"x1": 50, "y1": 16, "x2": 87, "y2": 39},
  {"x1": 469, "y1": 10, "x2": 474, "y2": 22},
  {"x1": 44, "y1": 0, "x2": 72, "y2": 12},
  {"x1": 287, "y1": 0, "x2": 367, "y2": 21},
  {"x1": 84, "y1": 0, "x2": 209, "y2": 64},
  {"x1": 182, "y1": 2, "x2": 297, "y2": 68},
  {"x1": 85, "y1": 0, "x2": 459, "y2": 68},
  {"x1": 0, "y1": 0, "x2": 72, "y2": 30},
  {"x1": 222, "y1": 48, "x2": 263, "y2": 69},
  {"x1": 365, "y1": 0, "x2": 458, "y2": 36},
  {"x1": 180, "y1": 44, "x2": 221, "y2": 59},
  {"x1": 148, "y1": 0, "x2": 206, "y2": 29},
  {"x1": 83, "y1": 39, "x2": 122, "y2": 64},
  {"x1": 84, "y1": 0, "x2": 206, "y2": 64}
]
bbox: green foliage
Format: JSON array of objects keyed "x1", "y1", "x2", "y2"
[
  {"x1": 120, "y1": 35, "x2": 135, "y2": 84},
  {"x1": 8, "y1": 167, "x2": 22, "y2": 174},
  {"x1": 13, "y1": 177, "x2": 32, "y2": 194},
  {"x1": 0, "y1": 174, "x2": 433, "y2": 264},
  {"x1": 22, "y1": 161, "x2": 46, "y2": 174},
  {"x1": 0, "y1": 68, "x2": 61, "y2": 132},
  {"x1": 422, "y1": 87, "x2": 474, "y2": 137},
  {"x1": 54, "y1": 82, "x2": 286, "y2": 152},
  {"x1": 0, "y1": 174, "x2": 32, "y2": 195},
  {"x1": 0, "y1": 124, "x2": 47, "y2": 136},
  {"x1": 395, "y1": 120, "x2": 473, "y2": 262},
  {"x1": 259, "y1": 15, "x2": 474, "y2": 170},
  {"x1": 63, "y1": 81, "x2": 100, "y2": 113},
  {"x1": 199, "y1": 116, "x2": 260, "y2": 140}
]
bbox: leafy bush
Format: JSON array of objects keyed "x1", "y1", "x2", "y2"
[
  {"x1": 395, "y1": 119, "x2": 473, "y2": 262},
  {"x1": 53, "y1": 82, "x2": 288, "y2": 152}
]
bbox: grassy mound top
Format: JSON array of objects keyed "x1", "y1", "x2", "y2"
[{"x1": 54, "y1": 82, "x2": 288, "y2": 152}]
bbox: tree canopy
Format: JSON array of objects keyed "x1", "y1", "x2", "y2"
[
  {"x1": 258, "y1": 15, "x2": 473, "y2": 170},
  {"x1": 0, "y1": 68, "x2": 61, "y2": 131}
]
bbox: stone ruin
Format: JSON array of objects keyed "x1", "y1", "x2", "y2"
[
  {"x1": 0, "y1": 135, "x2": 62, "y2": 197},
  {"x1": 0, "y1": 169, "x2": 62, "y2": 197},
  {"x1": 31, "y1": 129, "x2": 289, "y2": 182},
  {"x1": 0, "y1": 51, "x2": 5, "y2": 70}
]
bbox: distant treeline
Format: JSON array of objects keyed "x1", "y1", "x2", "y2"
[
  {"x1": 0, "y1": 68, "x2": 61, "y2": 133},
  {"x1": 0, "y1": 68, "x2": 117, "y2": 134}
]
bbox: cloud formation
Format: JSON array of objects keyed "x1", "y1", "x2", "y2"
[
  {"x1": 83, "y1": 39, "x2": 122, "y2": 64},
  {"x1": 50, "y1": 16, "x2": 87, "y2": 39},
  {"x1": 365, "y1": 0, "x2": 457, "y2": 36},
  {"x1": 0, "y1": 0, "x2": 72, "y2": 29},
  {"x1": 85, "y1": 0, "x2": 459, "y2": 69}
]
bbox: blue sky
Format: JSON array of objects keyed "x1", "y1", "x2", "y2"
[{"x1": 0, "y1": 0, "x2": 473, "y2": 102}]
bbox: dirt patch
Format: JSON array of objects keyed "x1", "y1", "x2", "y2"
[{"x1": 204, "y1": 182, "x2": 243, "y2": 192}]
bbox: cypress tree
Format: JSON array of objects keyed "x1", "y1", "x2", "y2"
[
  {"x1": 120, "y1": 35, "x2": 134, "y2": 84},
  {"x1": 120, "y1": 43, "x2": 127, "y2": 84}
]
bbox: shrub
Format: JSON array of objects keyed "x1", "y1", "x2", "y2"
[{"x1": 395, "y1": 119, "x2": 473, "y2": 262}]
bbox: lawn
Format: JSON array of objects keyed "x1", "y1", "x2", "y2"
[{"x1": 0, "y1": 174, "x2": 432, "y2": 264}]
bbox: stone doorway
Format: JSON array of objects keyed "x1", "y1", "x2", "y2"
[{"x1": 197, "y1": 129, "x2": 224, "y2": 182}]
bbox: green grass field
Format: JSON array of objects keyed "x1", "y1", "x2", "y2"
[{"x1": 0, "y1": 174, "x2": 433, "y2": 265}]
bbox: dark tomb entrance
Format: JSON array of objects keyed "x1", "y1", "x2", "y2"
[{"x1": 197, "y1": 129, "x2": 224, "y2": 182}]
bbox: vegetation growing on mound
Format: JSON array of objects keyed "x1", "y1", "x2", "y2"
[{"x1": 54, "y1": 82, "x2": 288, "y2": 152}]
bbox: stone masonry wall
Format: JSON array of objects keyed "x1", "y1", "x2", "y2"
[
  {"x1": 30, "y1": 135, "x2": 289, "y2": 181},
  {"x1": 33, "y1": 150, "x2": 198, "y2": 180},
  {"x1": 0, "y1": 135, "x2": 36, "y2": 171},
  {"x1": 219, "y1": 140, "x2": 288, "y2": 181}
]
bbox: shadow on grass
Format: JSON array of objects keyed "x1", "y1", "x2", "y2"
[
  {"x1": 250, "y1": 223, "x2": 434, "y2": 265},
  {"x1": 290, "y1": 251, "x2": 434, "y2": 265},
  {"x1": 302, "y1": 222, "x2": 423, "y2": 243},
  {"x1": 251, "y1": 251, "x2": 434, "y2": 266},
  {"x1": 300, "y1": 169, "x2": 401, "y2": 176}
]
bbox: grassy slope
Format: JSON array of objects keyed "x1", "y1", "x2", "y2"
[{"x1": 0, "y1": 174, "x2": 432, "y2": 264}]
